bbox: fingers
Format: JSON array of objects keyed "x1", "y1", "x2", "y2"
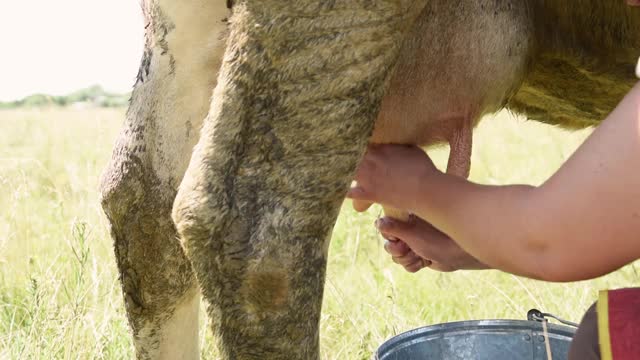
[
  {"x1": 389, "y1": 248, "x2": 432, "y2": 273},
  {"x1": 347, "y1": 144, "x2": 422, "y2": 198},
  {"x1": 404, "y1": 259, "x2": 429, "y2": 273},
  {"x1": 351, "y1": 199, "x2": 373, "y2": 212},
  {"x1": 377, "y1": 216, "x2": 435, "y2": 273},
  {"x1": 346, "y1": 186, "x2": 368, "y2": 200},
  {"x1": 347, "y1": 185, "x2": 376, "y2": 212},
  {"x1": 377, "y1": 215, "x2": 487, "y2": 272},
  {"x1": 376, "y1": 216, "x2": 447, "y2": 259},
  {"x1": 377, "y1": 215, "x2": 463, "y2": 272},
  {"x1": 383, "y1": 238, "x2": 410, "y2": 257}
]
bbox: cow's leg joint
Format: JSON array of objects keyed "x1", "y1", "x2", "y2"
[{"x1": 100, "y1": 160, "x2": 200, "y2": 359}]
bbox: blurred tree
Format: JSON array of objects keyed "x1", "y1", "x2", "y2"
[{"x1": 0, "y1": 85, "x2": 130, "y2": 109}]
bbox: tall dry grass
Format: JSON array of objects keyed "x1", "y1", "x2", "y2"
[{"x1": 0, "y1": 108, "x2": 637, "y2": 359}]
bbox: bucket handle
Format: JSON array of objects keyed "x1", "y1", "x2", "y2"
[{"x1": 527, "y1": 308, "x2": 579, "y2": 328}]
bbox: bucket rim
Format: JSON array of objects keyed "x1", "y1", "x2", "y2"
[{"x1": 376, "y1": 319, "x2": 576, "y2": 359}]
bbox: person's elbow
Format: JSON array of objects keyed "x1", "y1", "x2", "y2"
[
  {"x1": 514, "y1": 188, "x2": 591, "y2": 282},
  {"x1": 532, "y1": 266, "x2": 587, "y2": 283},
  {"x1": 529, "y1": 249, "x2": 613, "y2": 283}
]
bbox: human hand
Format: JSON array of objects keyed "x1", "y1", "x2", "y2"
[
  {"x1": 348, "y1": 144, "x2": 441, "y2": 213},
  {"x1": 376, "y1": 215, "x2": 489, "y2": 273}
]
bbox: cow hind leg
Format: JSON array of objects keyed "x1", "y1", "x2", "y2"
[
  {"x1": 100, "y1": 0, "x2": 229, "y2": 357},
  {"x1": 100, "y1": 140, "x2": 200, "y2": 359},
  {"x1": 172, "y1": 2, "x2": 429, "y2": 358}
]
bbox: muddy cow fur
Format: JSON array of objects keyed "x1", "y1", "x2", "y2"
[{"x1": 99, "y1": 1, "x2": 639, "y2": 359}]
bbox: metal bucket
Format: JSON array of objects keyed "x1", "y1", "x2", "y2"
[{"x1": 376, "y1": 319, "x2": 576, "y2": 360}]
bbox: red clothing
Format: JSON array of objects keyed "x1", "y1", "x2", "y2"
[{"x1": 598, "y1": 288, "x2": 640, "y2": 360}]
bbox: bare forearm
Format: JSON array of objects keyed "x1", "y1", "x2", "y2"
[
  {"x1": 350, "y1": 81, "x2": 640, "y2": 281},
  {"x1": 410, "y1": 82, "x2": 640, "y2": 282},
  {"x1": 530, "y1": 81, "x2": 640, "y2": 281},
  {"x1": 408, "y1": 175, "x2": 546, "y2": 278}
]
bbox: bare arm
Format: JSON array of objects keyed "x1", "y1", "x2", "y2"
[
  {"x1": 376, "y1": 215, "x2": 491, "y2": 273},
  {"x1": 350, "y1": 82, "x2": 640, "y2": 282},
  {"x1": 530, "y1": 81, "x2": 640, "y2": 280}
]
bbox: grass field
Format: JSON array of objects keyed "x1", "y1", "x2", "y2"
[{"x1": 0, "y1": 108, "x2": 638, "y2": 359}]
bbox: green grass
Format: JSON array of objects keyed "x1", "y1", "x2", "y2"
[{"x1": 0, "y1": 108, "x2": 637, "y2": 359}]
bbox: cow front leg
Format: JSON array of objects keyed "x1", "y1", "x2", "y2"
[
  {"x1": 100, "y1": 0, "x2": 229, "y2": 358},
  {"x1": 172, "y1": 1, "x2": 427, "y2": 358},
  {"x1": 101, "y1": 114, "x2": 207, "y2": 359},
  {"x1": 100, "y1": 95, "x2": 201, "y2": 360}
]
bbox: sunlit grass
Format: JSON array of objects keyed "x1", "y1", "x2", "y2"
[
  {"x1": 0, "y1": 108, "x2": 636, "y2": 359},
  {"x1": 0, "y1": 108, "x2": 129, "y2": 359}
]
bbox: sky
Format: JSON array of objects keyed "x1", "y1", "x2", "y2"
[{"x1": 0, "y1": 0, "x2": 144, "y2": 101}]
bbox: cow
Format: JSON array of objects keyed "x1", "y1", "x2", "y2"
[{"x1": 99, "y1": 0, "x2": 640, "y2": 358}]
